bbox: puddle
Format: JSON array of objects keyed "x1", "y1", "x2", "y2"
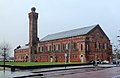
[{"x1": 0, "y1": 70, "x2": 33, "y2": 78}]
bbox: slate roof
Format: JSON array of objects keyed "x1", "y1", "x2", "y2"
[{"x1": 40, "y1": 24, "x2": 98, "y2": 42}]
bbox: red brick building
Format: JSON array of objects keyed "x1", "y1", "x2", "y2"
[{"x1": 14, "y1": 7, "x2": 112, "y2": 63}]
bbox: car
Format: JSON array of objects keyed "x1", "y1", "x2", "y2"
[
  {"x1": 112, "y1": 60, "x2": 117, "y2": 64},
  {"x1": 89, "y1": 60, "x2": 101, "y2": 64},
  {"x1": 112, "y1": 60, "x2": 120, "y2": 64},
  {"x1": 101, "y1": 60, "x2": 109, "y2": 64}
]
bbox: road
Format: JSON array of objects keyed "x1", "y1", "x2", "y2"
[
  {"x1": 42, "y1": 67, "x2": 120, "y2": 78},
  {"x1": 0, "y1": 64, "x2": 119, "y2": 78}
]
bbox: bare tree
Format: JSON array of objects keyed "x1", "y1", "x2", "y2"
[
  {"x1": 0, "y1": 41, "x2": 11, "y2": 61},
  {"x1": 0, "y1": 41, "x2": 12, "y2": 72}
]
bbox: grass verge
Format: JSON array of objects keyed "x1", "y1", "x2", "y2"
[{"x1": 0, "y1": 62, "x2": 82, "y2": 66}]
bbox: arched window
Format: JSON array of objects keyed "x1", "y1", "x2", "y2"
[
  {"x1": 53, "y1": 45, "x2": 56, "y2": 51},
  {"x1": 81, "y1": 44, "x2": 83, "y2": 51},
  {"x1": 65, "y1": 43, "x2": 70, "y2": 50},
  {"x1": 73, "y1": 42, "x2": 77, "y2": 49},
  {"x1": 86, "y1": 44, "x2": 89, "y2": 51},
  {"x1": 58, "y1": 44, "x2": 60, "y2": 50},
  {"x1": 38, "y1": 47, "x2": 40, "y2": 52},
  {"x1": 95, "y1": 42, "x2": 97, "y2": 48},
  {"x1": 62, "y1": 44, "x2": 65, "y2": 50}
]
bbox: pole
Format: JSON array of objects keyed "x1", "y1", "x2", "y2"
[
  {"x1": 68, "y1": 49, "x2": 70, "y2": 63},
  {"x1": 116, "y1": 52, "x2": 118, "y2": 66},
  {"x1": 65, "y1": 53, "x2": 67, "y2": 69},
  {"x1": 68, "y1": 38, "x2": 71, "y2": 63},
  {"x1": 3, "y1": 48, "x2": 6, "y2": 72}
]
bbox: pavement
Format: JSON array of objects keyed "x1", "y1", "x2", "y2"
[
  {"x1": 30, "y1": 64, "x2": 116, "y2": 73},
  {"x1": 0, "y1": 64, "x2": 118, "y2": 78}
]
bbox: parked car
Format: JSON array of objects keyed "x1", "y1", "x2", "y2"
[
  {"x1": 101, "y1": 60, "x2": 109, "y2": 64},
  {"x1": 112, "y1": 60, "x2": 117, "y2": 64},
  {"x1": 89, "y1": 60, "x2": 101, "y2": 64},
  {"x1": 112, "y1": 59, "x2": 120, "y2": 64}
]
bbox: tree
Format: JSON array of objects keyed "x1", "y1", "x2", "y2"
[
  {"x1": 112, "y1": 42, "x2": 120, "y2": 59},
  {"x1": 0, "y1": 41, "x2": 11, "y2": 72},
  {"x1": 0, "y1": 41, "x2": 11, "y2": 61}
]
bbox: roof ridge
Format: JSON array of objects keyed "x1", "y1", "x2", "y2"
[
  {"x1": 47, "y1": 24, "x2": 97, "y2": 36},
  {"x1": 40, "y1": 24, "x2": 98, "y2": 41}
]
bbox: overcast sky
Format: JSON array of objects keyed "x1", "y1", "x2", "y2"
[{"x1": 0, "y1": 0, "x2": 120, "y2": 56}]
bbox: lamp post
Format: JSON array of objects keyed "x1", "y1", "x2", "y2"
[
  {"x1": 64, "y1": 53, "x2": 67, "y2": 69},
  {"x1": 68, "y1": 44, "x2": 71, "y2": 63},
  {"x1": 95, "y1": 54, "x2": 97, "y2": 66},
  {"x1": 2, "y1": 48, "x2": 7, "y2": 72},
  {"x1": 68, "y1": 38, "x2": 72, "y2": 63}
]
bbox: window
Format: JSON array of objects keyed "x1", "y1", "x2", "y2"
[
  {"x1": 97, "y1": 42, "x2": 99, "y2": 49},
  {"x1": 104, "y1": 43, "x2": 107, "y2": 49},
  {"x1": 62, "y1": 44, "x2": 65, "y2": 50},
  {"x1": 50, "y1": 46, "x2": 52, "y2": 51},
  {"x1": 86, "y1": 44, "x2": 89, "y2": 51},
  {"x1": 45, "y1": 46, "x2": 47, "y2": 52},
  {"x1": 102, "y1": 43, "x2": 104, "y2": 49},
  {"x1": 81, "y1": 44, "x2": 83, "y2": 50},
  {"x1": 56, "y1": 44, "x2": 61, "y2": 51},
  {"x1": 42, "y1": 47, "x2": 44, "y2": 52},
  {"x1": 102, "y1": 43, "x2": 107, "y2": 49},
  {"x1": 99, "y1": 43, "x2": 100, "y2": 49},
  {"x1": 95, "y1": 42, "x2": 99, "y2": 49},
  {"x1": 38, "y1": 47, "x2": 40, "y2": 52},
  {"x1": 95, "y1": 42, "x2": 97, "y2": 48},
  {"x1": 81, "y1": 55, "x2": 83, "y2": 57},
  {"x1": 56, "y1": 45, "x2": 58, "y2": 50},
  {"x1": 38, "y1": 47, "x2": 44, "y2": 52},
  {"x1": 47, "y1": 46, "x2": 49, "y2": 51},
  {"x1": 58, "y1": 44, "x2": 60, "y2": 50},
  {"x1": 53, "y1": 45, "x2": 56, "y2": 51},
  {"x1": 73, "y1": 42, "x2": 77, "y2": 49},
  {"x1": 65, "y1": 43, "x2": 70, "y2": 50},
  {"x1": 47, "y1": 46, "x2": 51, "y2": 51}
]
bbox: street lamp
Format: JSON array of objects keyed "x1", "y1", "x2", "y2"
[
  {"x1": 68, "y1": 38, "x2": 72, "y2": 63},
  {"x1": 2, "y1": 48, "x2": 7, "y2": 72},
  {"x1": 64, "y1": 53, "x2": 67, "y2": 69}
]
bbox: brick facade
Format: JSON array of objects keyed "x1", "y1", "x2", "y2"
[
  {"x1": 14, "y1": 47, "x2": 29, "y2": 62},
  {"x1": 14, "y1": 7, "x2": 112, "y2": 63},
  {"x1": 33, "y1": 26, "x2": 112, "y2": 63}
]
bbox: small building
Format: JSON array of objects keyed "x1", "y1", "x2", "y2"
[{"x1": 14, "y1": 7, "x2": 112, "y2": 63}]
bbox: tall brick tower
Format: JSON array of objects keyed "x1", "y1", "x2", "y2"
[{"x1": 28, "y1": 7, "x2": 39, "y2": 62}]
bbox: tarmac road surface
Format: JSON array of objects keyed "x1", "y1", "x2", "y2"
[
  {"x1": 43, "y1": 67, "x2": 120, "y2": 78},
  {"x1": 0, "y1": 64, "x2": 119, "y2": 78}
]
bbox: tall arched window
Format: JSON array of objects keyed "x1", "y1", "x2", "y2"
[
  {"x1": 81, "y1": 44, "x2": 83, "y2": 51},
  {"x1": 58, "y1": 44, "x2": 60, "y2": 50},
  {"x1": 73, "y1": 42, "x2": 77, "y2": 49}
]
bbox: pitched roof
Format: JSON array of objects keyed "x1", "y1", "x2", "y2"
[{"x1": 40, "y1": 24, "x2": 98, "y2": 42}]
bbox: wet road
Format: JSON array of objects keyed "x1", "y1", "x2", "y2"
[
  {"x1": 0, "y1": 65, "x2": 119, "y2": 78},
  {"x1": 42, "y1": 67, "x2": 120, "y2": 78}
]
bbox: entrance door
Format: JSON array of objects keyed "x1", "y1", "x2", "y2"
[
  {"x1": 50, "y1": 56, "x2": 53, "y2": 62},
  {"x1": 80, "y1": 55, "x2": 84, "y2": 63},
  {"x1": 26, "y1": 56, "x2": 28, "y2": 62}
]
